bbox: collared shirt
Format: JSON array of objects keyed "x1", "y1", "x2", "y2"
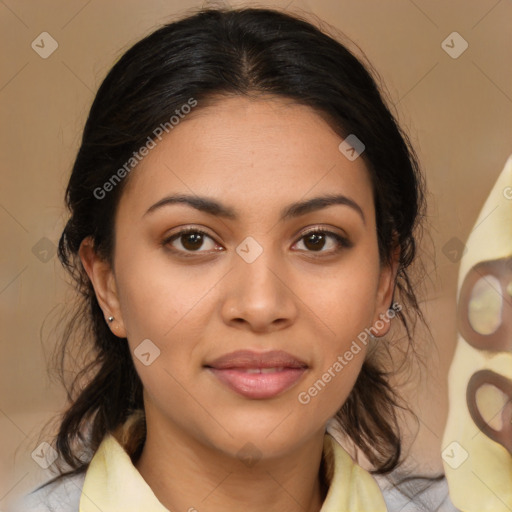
[
  {"x1": 78, "y1": 427, "x2": 387, "y2": 511},
  {"x1": 10, "y1": 416, "x2": 461, "y2": 512}
]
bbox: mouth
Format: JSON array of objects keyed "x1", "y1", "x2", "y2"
[{"x1": 204, "y1": 350, "x2": 308, "y2": 399}]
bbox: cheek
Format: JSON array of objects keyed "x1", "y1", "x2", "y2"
[
  {"x1": 304, "y1": 260, "x2": 379, "y2": 397},
  {"x1": 303, "y1": 257, "x2": 380, "y2": 334},
  {"x1": 297, "y1": 343, "x2": 368, "y2": 423},
  {"x1": 113, "y1": 250, "x2": 223, "y2": 396},
  {"x1": 295, "y1": 272, "x2": 375, "y2": 416},
  {"x1": 114, "y1": 246, "x2": 211, "y2": 341}
]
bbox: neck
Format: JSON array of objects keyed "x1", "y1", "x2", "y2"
[{"x1": 134, "y1": 414, "x2": 329, "y2": 512}]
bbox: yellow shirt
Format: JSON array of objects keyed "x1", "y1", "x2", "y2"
[{"x1": 79, "y1": 420, "x2": 387, "y2": 512}]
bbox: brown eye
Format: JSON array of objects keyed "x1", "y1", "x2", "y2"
[
  {"x1": 294, "y1": 228, "x2": 352, "y2": 254},
  {"x1": 303, "y1": 232, "x2": 328, "y2": 251},
  {"x1": 180, "y1": 231, "x2": 207, "y2": 251},
  {"x1": 164, "y1": 228, "x2": 220, "y2": 256}
]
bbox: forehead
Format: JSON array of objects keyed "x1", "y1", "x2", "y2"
[{"x1": 118, "y1": 95, "x2": 374, "y2": 220}]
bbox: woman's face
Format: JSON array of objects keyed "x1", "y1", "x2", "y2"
[{"x1": 84, "y1": 95, "x2": 396, "y2": 459}]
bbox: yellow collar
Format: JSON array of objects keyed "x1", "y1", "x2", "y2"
[{"x1": 79, "y1": 419, "x2": 386, "y2": 512}]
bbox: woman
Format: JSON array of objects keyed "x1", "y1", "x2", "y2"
[{"x1": 11, "y1": 6, "x2": 459, "y2": 511}]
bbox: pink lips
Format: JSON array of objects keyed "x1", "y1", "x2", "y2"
[{"x1": 205, "y1": 350, "x2": 308, "y2": 399}]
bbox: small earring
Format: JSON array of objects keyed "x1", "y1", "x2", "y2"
[{"x1": 107, "y1": 316, "x2": 114, "y2": 323}]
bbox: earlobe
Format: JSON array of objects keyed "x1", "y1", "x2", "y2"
[{"x1": 78, "y1": 237, "x2": 127, "y2": 338}]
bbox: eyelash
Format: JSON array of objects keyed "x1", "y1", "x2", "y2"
[{"x1": 162, "y1": 226, "x2": 352, "y2": 258}]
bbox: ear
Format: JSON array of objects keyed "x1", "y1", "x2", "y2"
[
  {"x1": 371, "y1": 245, "x2": 400, "y2": 337},
  {"x1": 78, "y1": 236, "x2": 127, "y2": 338}
]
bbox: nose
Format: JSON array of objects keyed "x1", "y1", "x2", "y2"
[{"x1": 220, "y1": 245, "x2": 298, "y2": 333}]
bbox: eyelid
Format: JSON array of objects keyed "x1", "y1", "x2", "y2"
[
  {"x1": 162, "y1": 226, "x2": 220, "y2": 252},
  {"x1": 162, "y1": 224, "x2": 352, "y2": 256},
  {"x1": 295, "y1": 225, "x2": 353, "y2": 250},
  {"x1": 298, "y1": 224, "x2": 350, "y2": 240}
]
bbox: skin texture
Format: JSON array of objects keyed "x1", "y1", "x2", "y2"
[{"x1": 79, "y1": 95, "x2": 398, "y2": 512}]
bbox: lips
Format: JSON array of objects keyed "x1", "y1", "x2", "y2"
[{"x1": 205, "y1": 350, "x2": 308, "y2": 399}]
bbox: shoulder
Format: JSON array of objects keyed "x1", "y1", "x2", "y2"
[
  {"x1": 375, "y1": 473, "x2": 461, "y2": 512},
  {"x1": 8, "y1": 472, "x2": 85, "y2": 512}
]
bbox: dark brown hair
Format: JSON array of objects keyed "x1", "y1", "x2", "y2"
[{"x1": 41, "y1": 5, "x2": 426, "y2": 488}]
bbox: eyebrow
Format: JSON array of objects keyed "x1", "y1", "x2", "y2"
[{"x1": 144, "y1": 193, "x2": 366, "y2": 224}]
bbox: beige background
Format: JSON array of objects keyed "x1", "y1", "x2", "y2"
[{"x1": 1, "y1": 0, "x2": 511, "y2": 507}]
